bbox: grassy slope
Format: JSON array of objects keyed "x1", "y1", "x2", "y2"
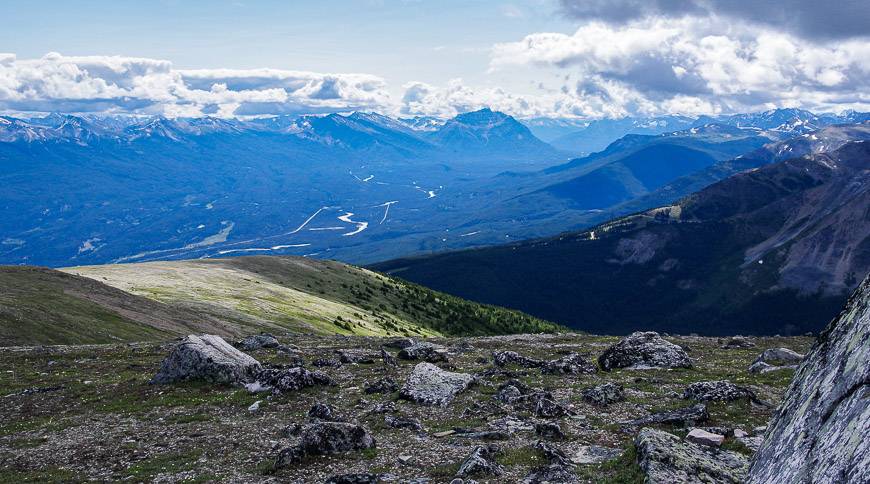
[
  {"x1": 48, "y1": 256, "x2": 563, "y2": 343},
  {"x1": 0, "y1": 267, "x2": 176, "y2": 345}
]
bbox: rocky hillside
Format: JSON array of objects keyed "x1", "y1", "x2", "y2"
[
  {"x1": 1, "y1": 256, "x2": 562, "y2": 346},
  {"x1": 374, "y1": 142, "x2": 870, "y2": 336},
  {"x1": 0, "y1": 330, "x2": 814, "y2": 482}
]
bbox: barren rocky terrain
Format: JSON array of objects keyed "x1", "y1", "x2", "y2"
[{"x1": 0, "y1": 331, "x2": 813, "y2": 483}]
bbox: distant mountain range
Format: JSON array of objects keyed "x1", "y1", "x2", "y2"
[
  {"x1": 525, "y1": 108, "x2": 870, "y2": 155},
  {"x1": 373, "y1": 132, "x2": 870, "y2": 336},
  {"x1": 1, "y1": 107, "x2": 866, "y2": 269}
]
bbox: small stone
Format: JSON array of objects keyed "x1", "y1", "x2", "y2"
[
  {"x1": 733, "y1": 429, "x2": 748, "y2": 438},
  {"x1": 325, "y1": 473, "x2": 382, "y2": 484},
  {"x1": 535, "y1": 422, "x2": 565, "y2": 440},
  {"x1": 255, "y1": 367, "x2": 335, "y2": 394},
  {"x1": 398, "y1": 455, "x2": 413, "y2": 465},
  {"x1": 308, "y1": 401, "x2": 340, "y2": 421},
  {"x1": 686, "y1": 428, "x2": 725, "y2": 447},
  {"x1": 248, "y1": 400, "x2": 261, "y2": 413},
  {"x1": 455, "y1": 445, "x2": 504, "y2": 478},
  {"x1": 336, "y1": 349, "x2": 377, "y2": 364},
  {"x1": 384, "y1": 414, "x2": 423, "y2": 432},
  {"x1": 433, "y1": 430, "x2": 456, "y2": 437}
]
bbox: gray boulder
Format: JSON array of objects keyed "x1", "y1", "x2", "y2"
[
  {"x1": 336, "y1": 349, "x2": 377, "y2": 364},
  {"x1": 274, "y1": 421, "x2": 375, "y2": 469},
  {"x1": 400, "y1": 362, "x2": 473, "y2": 405},
  {"x1": 683, "y1": 381, "x2": 754, "y2": 402},
  {"x1": 753, "y1": 347, "x2": 804, "y2": 365},
  {"x1": 636, "y1": 428, "x2": 748, "y2": 483},
  {"x1": 598, "y1": 332, "x2": 692, "y2": 370},
  {"x1": 747, "y1": 277, "x2": 870, "y2": 484},
  {"x1": 237, "y1": 333, "x2": 279, "y2": 351},
  {"x1": 398, "y1": 342, "x2": 449, "y2": 362},
  {"x1": 492, "y1": 350, "x2": 543, "y2": 368},
  {"x1": 151, "y1": 334, "x2": 262, "y2": 385},
  {"x1": 255, "y1": 366, "x2": 335, "y2": 394},
  {"x1": 364, "y1": 376, "x2": 399, "y2": 394},
  {"x1": 581, "y1": 383, "x2": 625, "y2": 406}
]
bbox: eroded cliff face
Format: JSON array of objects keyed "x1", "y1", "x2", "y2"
[{"x1": 747, "y1": 275, "x2": 870, "y2": 483}]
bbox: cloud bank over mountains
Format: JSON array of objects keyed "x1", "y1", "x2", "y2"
[{"x1": 1, "y1": 0, "x2": 868, "y2": 119}]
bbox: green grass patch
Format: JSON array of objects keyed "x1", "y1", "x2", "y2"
[{"x1": 125, "y1": 450, "x2": 202, "y2": 479}]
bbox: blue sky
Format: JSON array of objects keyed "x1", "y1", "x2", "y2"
[{"x1": 1, "y1": 0, "x2": 868, "y2": 118}]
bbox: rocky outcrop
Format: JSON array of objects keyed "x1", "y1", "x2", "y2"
[
  {"x1": 581, "y1": 382, "x2": 625, "y2": 406},
  {"x1": 598, "y1": 332, "x2": 692, "y2": 370},
  {"x1": 275, "y1": 421, "x2": 375, "y2": 469},
  {"x1": 364, "y1": 377, "x2": 398, "y2": 394},
  {"x1": 400, "y1": 362, "x2": 473, "y2": 405},
  {"x1": 747, "y1": 276, "x2": 870, "y2": 484},
  {"x1": 636, "y1": 428, "x2": 749, "y2": 483},
  {"x1": 686, "y1": 428, "x2": 725, "y2": 447},
  {"x1": 151, "y1": 334, "x2": 262, "y2": 385},
  {"x1": 721, "y1": 336, "x2": 755, "y2": 349}
]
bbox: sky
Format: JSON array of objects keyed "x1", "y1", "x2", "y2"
[{"x1": 1, "y1": 0, "x2": 869, "y2": 119}]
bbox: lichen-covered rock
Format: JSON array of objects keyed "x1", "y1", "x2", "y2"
[
  {"x1": 383, "y1": 337, "x2": 416, "y2": 349},
  {"x1": 624, "y1": 403, "x2": 709, "y2": 427},
  {"x1": 275, "y1": 421, "x2": 375, "y2": 469},
  {"x1": 151, "y1": 334, "x2": 262, "y2": 385},
  {"x1": 683, "y1": 381, "x2": 754, "y2": 402},
  {"x1": 534, "y1": 396, "x2": 573, "y2": 418},
  {"x1": 255, "y1": 366, "x2": 335, "y2": 394},
  {"x1": 598, "y1": 332, "x2": 692, "y2": 370},
  {"x1": 752, "y1": 347, "x2": 804, "y2": 365},
  {"x1": 398, "y1": 342, "x2": 448, "y2": 362},
  {"x1": 581, "y1": 382, "x2": 625, "y2": 406},
  {"x1": 492, "y1": 350, "x2": 543, "y2": 368},
  {"x1": 747, "y1": 277, "x2": 870, "y2": 484},
  {"x1": 380, "y1": 348, "x2": 398, "y2": 368},
  {"x1": 400, "y1": 362, "x2": 473, "y2": 405},
  {"x1": 541, "y1": 352, "x2": 597, "y2": 374},
  {"x1": 636, "y1": 428, "x2": 749, "y2": 483},
  {"x1": 455, "y1": 445, "x2": 504, "y2": 478}
]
